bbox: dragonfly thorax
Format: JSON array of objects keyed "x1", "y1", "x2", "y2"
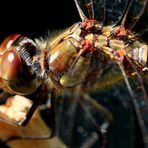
[{"x1": 44, "y1": 19, "x2": 148, "y2": 89}]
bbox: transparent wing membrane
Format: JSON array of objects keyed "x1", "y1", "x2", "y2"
[
  {"x1": 125, "y1": 0, "x2": 148, "y2": 31},
  {"x1": 75, "y1": 0, "x2": 135, "y2": 26},
  {"x1": 104, "y1": 0, "x2": 129, "y2": 26},
  {"x1": 75, "y1": 0, "x2": 106, "y2": 23}
]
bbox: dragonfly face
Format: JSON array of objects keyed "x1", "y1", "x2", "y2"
[
  {"x1": 0, "y1": 0, "x2": 147, "y2": 147},
  {"x1": 0, "y1": 34, "x2": 42, "y2": 95}
]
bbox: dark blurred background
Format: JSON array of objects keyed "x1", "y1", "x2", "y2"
[{"x1": 0, "y1": 0, "x2": 79, "y2": 42}]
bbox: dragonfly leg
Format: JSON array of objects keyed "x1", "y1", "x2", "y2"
[
  {"x1": 83, "y1": 94, "x2": 113, "y2": 129},
  {"x1": 79, "y1": 93, "x2": 113, "y2": 148}
]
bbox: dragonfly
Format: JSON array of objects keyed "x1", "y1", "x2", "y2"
[{"x1": 0, "y1": 0, "x2": 147, "y2": 147}]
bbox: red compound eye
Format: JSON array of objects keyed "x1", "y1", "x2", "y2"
[
  {"x1": 0, "y1": 49, "x2": 21, "y2": 80},
  {"x1": 0, "y1": 34, "x2": 21, "y2": 53},
  {"x1": 0, "y1": 34, "x2": 42, "y2": 95}
]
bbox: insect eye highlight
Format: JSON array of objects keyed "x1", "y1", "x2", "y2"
[
  {"x1": 0, "y1": 49, "x2": 22, "y2": 81},
  {"x1": 0, "y1": 36, "x2": 42, "y2": 95}
]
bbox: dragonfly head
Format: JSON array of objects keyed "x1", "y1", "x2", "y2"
[{"x1": 0, "y1": 34, "x2": 42, "y2": 95}]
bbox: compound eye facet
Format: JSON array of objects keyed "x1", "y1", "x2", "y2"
[
  {"x1": 0, "y1": 49, "x2": 22, "y2": 80},
  {"x1": 0, "y1": 34, "x2": 21, "y2": 53}
]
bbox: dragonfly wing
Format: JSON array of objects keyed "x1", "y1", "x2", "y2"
[
  {"x1": 74, "y1": 0, "x2": 130, "y2": 26},
  {"x1": 75, "y1": 0, "x2": 106, "y2": 24},
  {"x1": 124, "y1": 0, "x2": 148, "y2": 32},
  {"x1": 104, "y1": 0, "x2": 129, "y2": 26}
]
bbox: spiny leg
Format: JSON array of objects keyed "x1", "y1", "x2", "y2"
[
  {"x1": 82, "y1": 94, "x2": 113, "y2": 131},
  {"x1": 118, "y1": 61, "x2": 148, "y2": 147},
  {"x1": 79, "y1": 93, "x2": 113, "y2": 148}
]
